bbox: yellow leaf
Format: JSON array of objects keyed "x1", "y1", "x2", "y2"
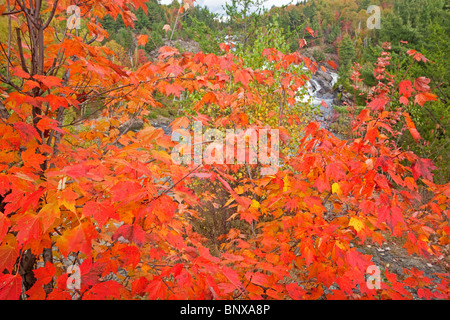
[
  {"x1": 332, "y1": 182, "x2": 342, "y2": 196},
  {"x1": 60, "y1": 199, "x2": 76, "y2": 214},
  {"x1": 38, "y1": 202, "x2": 61, "y2": 232},
  {"x1": 251, "y1": 200, "x2": 260, "y2": 209},
  {"x1": 58, "y1": 189, "x2": 78, "y2": 214},
  {"x1": 283, "y1": 175, "x2": 290, "y2": 192},
  {"x1": 349, "y1": 217, "x2": 365, "y2": 232},
  {"x1": 335, "y1": 240, "x2": 347, "y2": 250},
  {"x1": 235, "y1": 185, "x2": 244, "y2": 195}
]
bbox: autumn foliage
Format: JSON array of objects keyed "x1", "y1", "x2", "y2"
[{"x1": 0, "y1": 1, "x2": 448, "y2": 300}]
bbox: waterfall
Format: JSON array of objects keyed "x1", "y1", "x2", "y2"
[{"x1": 298, "y1": 67, "x2": 339, "y2": 127}]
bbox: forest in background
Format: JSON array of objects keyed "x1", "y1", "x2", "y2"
[{"x1": 92, "y1": 0, "x2": 449, "y2": 183}]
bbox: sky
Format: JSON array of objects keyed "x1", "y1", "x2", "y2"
[{"x1": 159, "y1": 0, "x2": 297, "y2": 15}]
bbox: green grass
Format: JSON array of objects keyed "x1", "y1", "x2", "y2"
[{"x1": 145, "y1": 104, "x2": 179, "y2": 120}]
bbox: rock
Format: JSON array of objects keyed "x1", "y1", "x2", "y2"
[
  {"x1": 119, "y1": 118, "x2": 144, "y2": 133},
  {"x1": 315, "y1": 71, "x2": 333, "y2": 83},
  {"x1": 312, "y1": 76, "x2": 333, "y2": 96},
  {"x1": 319, "y1": 92, "x2": 335, "y2": 100}
]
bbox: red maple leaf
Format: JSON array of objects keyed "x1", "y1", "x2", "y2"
[
  {"x1": 33, "y1": 261, "x2": 56, "y2": 286},
  {"x1": 0, "y1": 213, "x2": 11, "y2": 244},
  {"x1": 0, "y1": 243, "x2": 17, "y2": 273},
  {"x1": 327, "y1": 60, "x2": 338, "y2": 70},
  {"x1": 13, "y1": 122, "x2": 42, "y2": 143},
  {"x1": 13, "y1": 214, "x2": 42, "y2": 245},
  {"x1": 158, "y1": 46, "x2": 179, "y2": 59},
  {"x1": 399, "y1": 80, "x2": 413, "y2": 98},
  {"x1": 82, "y1": 201, "x2": 119, "y2": 228},
  {"x1": 131, "y1": 276, "x2": 150, "y2": 297},
  {"x1": 165, "y1": 83, "x2": 185, "y2": 98},
  {"x1": 234, "y1": 69, "x2": 252, "y2": 87},
  {"x1": 411, "y1": 158, "x2": 437, "y2": 181},
  {"x1": 56, "y1": 222, "x2": 98, "y2": 257},
  {"x1": 145, "y1": 276, "x2": 167, "y2": 299},
  {"x1": 112, "y1": 224, "x2": 146, "y2": 247},
  {"x1": 367, "y1": 98, "x2": 386, "y2": 111},
  {"x1": 403, "y1": 112, "x2": 422, "y2": 142},
  {"x1": 33, "y1": 74, "x2": 62, "y2": 89},
  {"x1": 137, "y1": 35, "x2": 148, "y2": 46},
  {"x1": 165, "y1": 64, "x2": 184, "y2": 77},
  {"x1": 119, "y1": 245, "x2": 141, "y2": 268},
  {"x1": 286, "y1": 282, "x2": 306, "y2": 299},
  {"x1": 305, "y1": 27, "x2": 315, "y2": 37},
  {"x1": 313, "y1": 174, "x2": 331, "y2": 193},
  {"x1": 414, "y1": 77, "x2": 430, "y2": 92},
  {"x1": 84, "y1": 280, "x2": 125, "y2": 300},
  {"x1": 325, "y1": 162, "x2": 347, "y2": 181},
  {"x1": 414, "y1": 92, "x2": 437, "y2": 107},
  {"x1": 0, "y1": 274, "x2": 22, "y2": 300}
]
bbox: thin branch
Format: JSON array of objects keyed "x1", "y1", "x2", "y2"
[
  {"x1": 6, "y1": 0, "x2": 12, "y2": 81},
  {"x1": 42, "y1": 0, "x2": 59, "y2": 30},
  {"x1": 169, "y1": 1, "x2": 183, "y2": 42},
  {"x1": 85, "y1": 35, "x2": 98, "y2": 45},
  {"x1": 1, "y1": 9, "x2": 22, "y2": 15},
  {"x1": 15, "y1": 27, "x2": 30, "y2": 74},
  {"x1": 149, "y1": 163, "x2": 203, "y2": 204},
  {"x1": 102, "y1": 105, "x2": 144, "y2": 155},
  {"x1": 0, "y1": 43, "x2": 14, "y2": 72}
]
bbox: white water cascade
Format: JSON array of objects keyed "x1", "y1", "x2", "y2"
[{"x1": 299, "y1": 67, "x2": 339, "y2": 127}]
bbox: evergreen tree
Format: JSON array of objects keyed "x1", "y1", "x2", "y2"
[
  {"x1": 338, "y1": 34, "x2": 355, "y2": 72},
  {"x1": 135, "y1": 8, "x2": 151, "y2": 31},
  {"x1": 223, "y1": 0, "x2": 266, "y2": 51},
  {"x1": 115, "y1": 14, "x2": 126, "y2": 31},
  {"x1": 147, "y1": 0, "x2": 165, "y2": 25},
  {"x1": 101, "y1": 14, "x2": 116, "y2": 33}
]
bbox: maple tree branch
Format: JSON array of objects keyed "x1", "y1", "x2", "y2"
[
  {"x1": 151, "y1": 267, "x2": 176, "y2": 295},
  {"x1": 15, "y1": 0, "x2": 39, "y2": 30},
  {"x1": 0, "y1": 43, "x2": 14, "y2": 78},
  {"x1": 15, "y1": 27, "x2": 30, "y2": 74},
  {"x1": 51, "y1": 106, "x2": 66, "y2": 155},
  {"x1": 169, "y1": 1, "x2": 183, "y2": 42},
  {"x1": 85, "y1": 35, "x2": 98, "y2": 45},
  {"x1": 102, "y1": 104, "x2": 144, "y2": 155},
  {"x1": 1, "y1": 9, "x2": 22, "y2": 15},
  {"x1": 5, "y1": 0, "x2": 12, "y2": 82},
  {"x1": 47, "y1": 21, "x2": 69, "y2": 77},
  {"x1": 430, "y1": 77, "x2": 447, "y2": 105},
  {"x1": 322, "y1": 191, "x2": 332, "y2": 205},
  {"x1": 0, "y1": 73, "x2": 25, "y2": 92},
  {"x1": 60, "y1": 103, "x2": 104, "y2": 128},
  {"x1": 74, "y1": 75, "x2": 197, "y2": 108},
  {"x1": 41, "y1": 0, "x2": 59, "y2": 30}
]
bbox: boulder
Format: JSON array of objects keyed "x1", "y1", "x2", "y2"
[
  {"x1": 315, "y1": 70, "x2": 333, "y2": 83},
  {"x1": 319, "y1": 92, "x2": 335, "y2": 100},
  {"x1": 119, "y1": 118, "x2": 144, "y2": 133}
]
